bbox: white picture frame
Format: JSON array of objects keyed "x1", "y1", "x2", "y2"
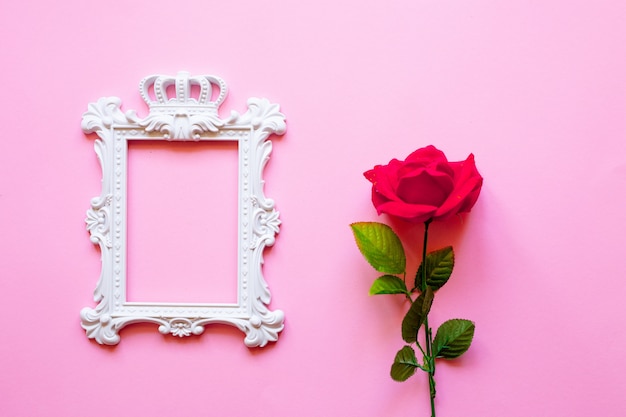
[{"x1": 80, "y1": 71, "x2": 285, "y2": 347}]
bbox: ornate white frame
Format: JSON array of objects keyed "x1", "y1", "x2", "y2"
[{"x1": 80, "y1": 71, "x2": 285, "y2": 347}]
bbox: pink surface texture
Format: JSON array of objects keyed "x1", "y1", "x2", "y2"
[{"x1": 1, "y1": 1, "x2": 626, "y2": 416}]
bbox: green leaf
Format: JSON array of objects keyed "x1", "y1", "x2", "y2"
[
  {"x1": 401, "y1": 287, "x2": 434, "y2": 343},
  {"x1": 350, "y1": 222, "x2": 406, "y2": 274},
  {"x1": 369, "y1": 275, "x2": 409, "y2": 296},
  {"x1": 432, "y1": 319, "x2": 475, "y2": 359},
  {"x1": 390, "y1": 346, "x2": 419, "y2": 382},
  {"x1": 415, "y1": 246, "x2": 455, "y2": 291}
]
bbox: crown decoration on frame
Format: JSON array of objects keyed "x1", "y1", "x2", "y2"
[{"x1": 138, "y1": 71, "x2": 228, "y2": 139}]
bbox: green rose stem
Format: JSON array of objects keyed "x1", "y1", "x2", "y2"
[
  {"x1": 421, "y1": 220, "x2": 436, "y2": 417},
  {"x1": 351, "y1": 220, "x2": 476, "y2": 417}
]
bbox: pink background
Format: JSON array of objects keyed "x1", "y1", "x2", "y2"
[{"x1": 1, "y1": 1, "x2": 625, "y2": 416}]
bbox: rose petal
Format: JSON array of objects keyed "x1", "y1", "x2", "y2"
[
  {"x1": 364, "y1": 159, "x2": 404, "y2": 201},
  {"x1": 396, "y1": 169, "x2": 454, "y2": 206},
  {"x1": 405, "y1": 145, "x2": 447, "y2": 165},
  {"x1": 434, "y1": 154, "x2": 483, "y2": 219},
  {"x1": 370, "y1": 185, "x2": 390, "y2": 210},
  {"x1": 375, "y1": 200, "x2": 438, "y2": 223},
  {"x1": 452, "y1": 154, "x2": 483, "y2": 213}
]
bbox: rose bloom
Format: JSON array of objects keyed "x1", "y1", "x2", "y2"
[{"x1": 364, "y1": 145, "x2": 483, "y2": 223}]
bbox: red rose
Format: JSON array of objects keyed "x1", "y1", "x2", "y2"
[{"x1": 364, "y1": 145, "x2": 483, "y2": 223}]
